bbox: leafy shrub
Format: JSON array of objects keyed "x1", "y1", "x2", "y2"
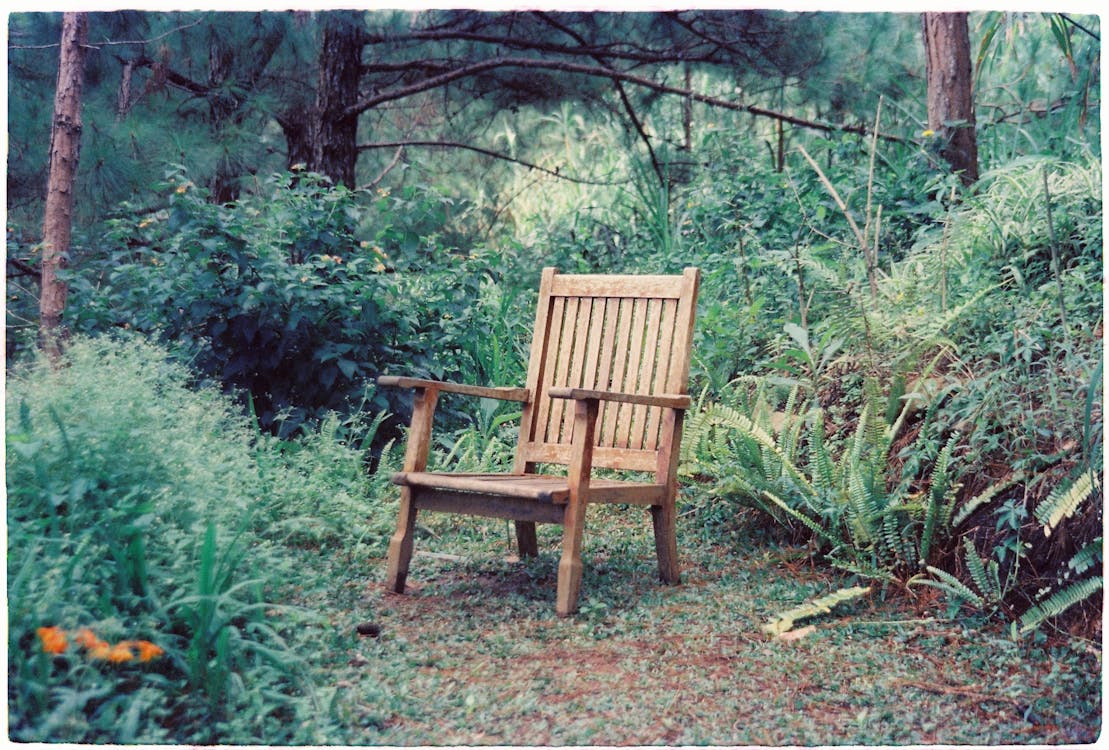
[
  {"x1": 61, "y1": 170, "x2": 440, "y2": 434},
  {"x1": 50, "y1": 168, "x2": 549, "y2": 442},
  {"x1": 6, "y1": 335, "x2": 319, "y2": 743},
  {"x1": 678, "y1": 153, "x2": 1103, "y2": 635}
]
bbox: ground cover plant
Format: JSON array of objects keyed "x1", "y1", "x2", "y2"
[
  {"x1": 287, "y1": 508, "x2": 1101, "y2": 745},
  {"x1": 6, "y1": 9, "x2": 1101, "y2": 746},
  {"x1": 5, "y1": 337, "x2": 352, "y2": 743}
]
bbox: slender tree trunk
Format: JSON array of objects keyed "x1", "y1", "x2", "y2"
[
  {"x1": 40, "y1": 12, "x2": 89, "y2": 359},
  {"x1": 922, "y1": 12, "x2": 978, "y2": 185}
]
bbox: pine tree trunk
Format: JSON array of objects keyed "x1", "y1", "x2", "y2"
[
  {"x1": 312, "y1": 11, "x2": 366, "y2": 188},
  {"x1": 40, "y1": 11, "x2": 88, "y2": 359},
  {"x1": 922, "y1": 12, "x2": 978, "y2": 185}
]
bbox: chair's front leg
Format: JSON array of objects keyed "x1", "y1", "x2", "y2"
[
  {"x1": 385, "y1": 386, "x2": 440, "y2": 593},
  {"x1": 556, "y1": 397, "x2": 599, "y2": 617},
  {"x1": 652, "y1": 407, "x2": 684, "y2": 585}
]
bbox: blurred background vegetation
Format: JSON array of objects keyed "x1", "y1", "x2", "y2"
[{"x1": 6, "y1": 9, "x2": 1101, "y2": 743}]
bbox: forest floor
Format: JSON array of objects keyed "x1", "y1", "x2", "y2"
[{"x1": 290, "y1": 504, "x2": 1102, "y2": 746}]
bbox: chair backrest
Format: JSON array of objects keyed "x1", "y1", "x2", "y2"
[{"x1": 514, "y1": 267, "x2": 700, "y2": 474}]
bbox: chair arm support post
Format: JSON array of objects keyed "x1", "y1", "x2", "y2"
[
  {"x1": 385, "y1": 384, "x2": 440, "y2": 593},
  {"x1": 402, "y1": 385, "x2": 440, "y2": 473}
]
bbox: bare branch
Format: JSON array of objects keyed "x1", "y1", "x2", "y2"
[
  {"x1": 344, "y1": 56, "x2": 908, "y2": 145},
  {"x1": 358, "y1": 140, "x2": 628, "y2": 185},
  {"x1": 9, "y1": 19, "x2": 203, "y2": 51},
  {"x1": 362, "y1": 25, "x2": 717, "y2": 66},
  {"x1": 361, "y1": 146, "x2": 405, "y2": 192},
  {"x1": 532, "y1": 11, "x2": 663, "y2": 184},
  {"x1": 90, "y1": 19, "x2": 204, "y2": 48},
  {"x1": 7, "y1": 256, "x2": 39, "y2": 277}
]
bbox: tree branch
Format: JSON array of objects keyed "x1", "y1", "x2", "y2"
[
  {"x1": 7, "y1": 256, "x2": 39, "y2": 277},
  {"x1": 128, "y1": 54, "x2": 211, "y2": 96},
  {"x1": 344, "y1": 56, "x2": 908, "y2": 145},
  {"x1": 362, "y1": 26, "x2": 717, "y2": 66},
  {"x1": 357, "y1": 140, "x2": 628, "y2": 185},
  {"x1": 361, "y1": 146, "x2": 405, "y2": 191},
  {"x1": 532, "y1": 11, "x2": 664, "y2": 184},
  {"x1": 10, "y1": 19, "x2": 204, "y2": 51}
]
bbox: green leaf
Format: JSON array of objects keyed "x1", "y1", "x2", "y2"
[{"x1": 336, "y1": 358, "x2": 359, "y2": 379}]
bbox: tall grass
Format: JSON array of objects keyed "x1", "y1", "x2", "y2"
[{"x1": 5, "y1": 336, "x2": 329, "y2": 742}]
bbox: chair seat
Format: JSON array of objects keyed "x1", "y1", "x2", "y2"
[{"x1": 392, "y1": 471, "x2": 667, "y2": 506}]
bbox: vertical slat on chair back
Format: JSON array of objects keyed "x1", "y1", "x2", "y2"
[{"x1": 515, "y1": 267, "x2": 700, "y2": 473}]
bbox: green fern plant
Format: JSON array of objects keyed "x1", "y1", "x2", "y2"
[
  {"x1": 1013, "y1": 536, "x2": 1103, "y2": 637},
  {"x1": 911, "y1": 537, "x2": 1007, "y2": 613},
  {"x1": 682, "y1": 377, "x2": 959, "y2": 581},
  {"x1": 1017, "y1": 575, "x2": 1103, "y2": 637},
  {"x1": 762, "y1": 585, "x2": 871, "y2": 635}
]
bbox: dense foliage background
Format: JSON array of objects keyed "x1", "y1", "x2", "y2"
[{"x1": 6, "y1": 9, "x2": 1102, "y2": 743}]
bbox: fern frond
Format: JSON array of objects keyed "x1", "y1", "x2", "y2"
[
  {"x1": 762, "y1": 585, "x2": 871, "y2": 635},
  {"x1": 846, "y1": 462, "x2": 876, "y2": 546},
  {"x1": 1067, "y1": 538, "x2": 1103, "y2": 576},
  {"x1": 877, "y1": 507, "x2": 905, "y2": 566},
  {"x1": 761, "y1": 489, "x2": 834, "y2": 544},
  {"x1": 952, "y1": 475, "x2": 1021, "y2": 527},
  {"x1": 920, "y1": 434, "x2": 958, "y2": 563},
  {"x1": 826, "y1": 556, "x2": 897, "y2": 582},
  {"x1": 847, "y1": 402, "x2": 872, "y2": 467},
  {"x1": 778, "y1": 386, "x2": 807, "y2": 464},
  {"x1": 916, "y1": 566, "x2": 986, "y2": 608},
  {"x1": 900, "y1": 530, "x2": 921, "y2": 572},
  {"x1": 962, "y1": 537, "x2": 1003, "y2": 603},
  {"x1": 807, "y1": 410, "x2": 833, "y2": 497},
  {"x1": 1034, "y1": 472, "x2": 1094, "y2": 537},
  {"x1": 1017, "y1": 576, "x2": 1103, "y2": 636},
  {"x1": 916, "y1": 284, "x2": 995, "y2": 340},
  {"x1": 698, "y1": 402, "x2": 816, "y2": 498}
]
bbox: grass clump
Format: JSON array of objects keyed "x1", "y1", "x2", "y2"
[{"x1": 5, "y1": 335, "x2": 323, "y2": 743}]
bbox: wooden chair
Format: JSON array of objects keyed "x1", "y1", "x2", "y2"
[{"x1": 378, "y1": 266, "x2": 700, "y2": 616}]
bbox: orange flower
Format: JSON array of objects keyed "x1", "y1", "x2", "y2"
[
  {"x1": 88, "y1": 641, "x2": 112, "y2": 661},
  {"x1": 107, "y1": 643, "x2": 135, "y2": 664},
  {"x1": 133, "y1": 640, "x2": 165, "y2": 662},
  {"x1": 37, "y1": 626, "x2": 67, "y2": 654},
  {"x1": 73, "y1": 628, "x2": 104, "y2": 650}
]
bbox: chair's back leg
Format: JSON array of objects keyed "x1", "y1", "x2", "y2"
[{"x1": 515, "y1": 520, "x2": 539, "y2": 557}]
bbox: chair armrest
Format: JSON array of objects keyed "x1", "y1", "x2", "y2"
[
  {"x1": 378, "y1": 375, "x2": 530, "y2": 402},
  {"x1": 547, "y1": 386, "x2": 691, "y2": 410}
]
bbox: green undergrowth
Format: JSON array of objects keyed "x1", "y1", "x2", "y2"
[
  {"x1": 6, "y1": 334, "x2": 1100, "y2": 745},
  {"x1": 283, "y1": 503, "x2": 1101, "y2": 746}
]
